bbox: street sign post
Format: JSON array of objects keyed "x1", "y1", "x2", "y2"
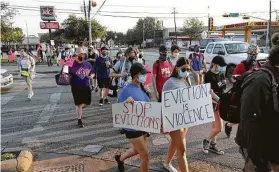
[
  {"x1": 229, "y1": 13, "x2": 239, "y2": 17},
  {"x1": 40, "y1": 22, "x2": 60, "y2": 29}
]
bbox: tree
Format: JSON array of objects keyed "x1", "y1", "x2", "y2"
[
  {"x1": 125, "y1": 17, "x2": 163, "y2": 46},
  {"x1": 182, "y1": 18, "x2": 204, "y2": 45},
  {"x1": 105, "y1": 31, "x2": 125, "y2": 46}
]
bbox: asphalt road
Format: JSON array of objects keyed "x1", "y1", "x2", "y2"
[{"x1": 1, "y1": 50, "x2": 240, "y2": 171}]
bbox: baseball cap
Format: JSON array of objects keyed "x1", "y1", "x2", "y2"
[
  {"x1": 212, "y1": 56, "x2": 227, "y2": 67},
  {"x1": 130, "y1": 63, "x2": 150, "y2": 76},
  {"x1": 101, "y1": 46, "x2": 108, "y2": 51},
  {"x1": 159, "y1": 45, "x2": 167, "y2": 52}
]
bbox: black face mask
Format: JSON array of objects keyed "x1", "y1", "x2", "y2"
[
  {"x1": 139, "y1": 54, "x2": 143, "y2": 59},
  {"x1": 159, "y1": 52, "x2": 167, "y2": 61},
  {"x1": 77, "y1": 56, "x2": 83, "y2": 62},
  {"x1": 128, "y1": 57, "x2": 134, "y2": 62}
]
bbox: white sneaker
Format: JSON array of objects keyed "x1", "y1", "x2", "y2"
[
  {"x1": 163, "y1": 163, "x2": 178, "y2": 172},
  {"x1": 28, "y1": 92, "x2": 34, "y2": 100}
]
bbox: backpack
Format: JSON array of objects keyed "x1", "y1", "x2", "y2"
[
  {"x1": 219, "y1": 67, "x2": 279, "y2": 123},
  {"x1": 190, "y1": 53, "x2": 204, "y2": 71}
]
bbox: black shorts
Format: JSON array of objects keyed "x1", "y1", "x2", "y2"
[
  {"x1": 97, "y1": 78, "x2": 110, "y2": 88},
  {"x1": 71, "y1": 86, "x2": 91, "y2": 105},
  {"x1": 124, "y1": 130, "x2": 150, "y2": 139}
]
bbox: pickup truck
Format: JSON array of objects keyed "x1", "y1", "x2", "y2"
[{"x1": 203, "y1": 41, "x2": 268, "y2": 82}]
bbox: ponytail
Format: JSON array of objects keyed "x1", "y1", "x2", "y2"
[{"x1": 140, "y1": 83, "x2": 151, "y2": 98}]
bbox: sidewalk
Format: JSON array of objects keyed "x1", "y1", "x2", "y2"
[{"x1": 30, "y1": 152, "x2": 240, "y2": 172}]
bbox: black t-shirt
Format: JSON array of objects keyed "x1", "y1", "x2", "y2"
[{"x1": 204, "y1": 70, "x2": 226, "y2": 96}]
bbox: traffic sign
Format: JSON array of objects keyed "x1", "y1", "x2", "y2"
[
  {"x1": 40, "y1": 22, "x2": 60, "y2": 29},
  {"x1": 229, "y1": 13, "x2": 239, "y2": 17}
]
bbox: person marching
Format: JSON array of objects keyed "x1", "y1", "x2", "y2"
[
  {"x1": 162, "y1": 57, "x2": 191, "y2": 172},
  {"x1": 95, "y1": 46, "x2": 112, "y2": 106},
  {"x1": 152, "y1": 45, "x2": 172, "y2": 102},
  {"x1": 68, "y1": 53, "x2": 94, "y2": 128},
  {"x1": 17, "y1": 48, "x2": 35, "y2": 100},
  {"x1": 169, "y1": 45, "x2": 181, "y2": 67},
  {"x1": 115, "y1": 63, "x2": 151, "y2": 172},
  {"x1": 202, "y1": 56, "x2": 227, "y2": 155},
  {"x1": 188, "y1": 45, "x2": 207, "y2": 85},
  {"x1": 87, "y1": 46, "x2": 99, "y2": 92},
  {"x1": 225, "y1": 44, "x2": 261, "y2": 137}
]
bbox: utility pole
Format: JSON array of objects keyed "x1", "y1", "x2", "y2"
[
  {"x1": 25, "y1": 20, "x2": 29, "y2": 49},
  {"x1": 173, "y1": 8, "x2": 177, "y2": 44},
  {"x1": 88, "y1": 0, "x2": 92, "y2": 46},
  {"x1": 269, "y1": 0, "x2": 272, "y2": 48},
  {"x1": 143, "y1": 20, "x2": 145, "y2": 49},
  {"x1": 83, "y1": 0, "x2": 87, "y2": 22},
  {"x1": 153, "y1": 29, "x2": 156, "y2": 48}
]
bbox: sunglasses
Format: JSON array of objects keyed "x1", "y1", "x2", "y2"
[{"x1": 181, "y1": 67, "x2": 191, "y2": 72}]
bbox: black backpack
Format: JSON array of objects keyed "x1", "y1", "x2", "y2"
[{"x1": 219, "y1": 67, "x2": 278, "y2": 123}]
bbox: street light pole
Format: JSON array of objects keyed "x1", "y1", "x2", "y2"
[
  {"x1": 269, "y1": 0, "x2": 272, "y2": 48},
  {"x1": 25, "y1": 20, "x2": 29, "y2": 49},
  {"x1": 88, "y1": 0, "x2": 92, "y2": 46},
  {"x1": 173, "y1": 8, "x2": 178, "y2": 44}
]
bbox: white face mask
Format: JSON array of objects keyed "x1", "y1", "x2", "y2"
[
  {"x1": 275, "y1": 65, "x2": 279, "y2": 68},
  {"x1": 173, "y1": 52, "x2": 179, "y2": 58}
]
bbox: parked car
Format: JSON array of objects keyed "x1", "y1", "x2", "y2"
[
  {"x1": 204, "y1": 41, "x2": 268, "y2": 82},
  {"x1": 199, "y1": 38, "x2": 228, "y2": 53},
  {"x1": 1, "y1": 69, "x2": 13, "y2": 88}
]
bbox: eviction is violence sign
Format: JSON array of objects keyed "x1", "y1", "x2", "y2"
[{"x1": 162, "y1": 83, "x2": 215, "y2": 132}]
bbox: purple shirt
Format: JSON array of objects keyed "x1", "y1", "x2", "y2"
[{"x1": 69, "y1": 61, "x2": 93, "y2": 87}]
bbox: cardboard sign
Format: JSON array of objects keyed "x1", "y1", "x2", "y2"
[
  {"x1": 112, "y1": 101, "x2": 161, "y2": 133},
  {"x1": 162, "y1": 83, "x2": 215, "y2": 132}
]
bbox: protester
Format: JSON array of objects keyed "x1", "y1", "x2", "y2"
[
  {"x1": 46, "y1": 44, "x2": 53, "y2": 67},
  {"x1": 68, "y1": 53, "x2": 94, "y2": 128},
  {"x1": 202, "y1": 56, "x2": 227, "y2": 155},
  {"x1": 169, "y1": 45, "x2": 181, "y2": 67},
  {"x1": 113, "y1": 51, "x2": 122, "y2": 65},
  {"x1": 152, "y1": 45, "x2": 172, "y2": 102},
  {"x1": 111, "y1": 47, "x2": 137, "y2": 95},
  {"x1": 188, "y1": 45, "x2": 207, "y2": 85},
  {"x1": 87, "y1": 46, "x2": 99, "y2": 92},
  {"x1": 115, "y1": 63, "x2": 151, "y2": 172},
  {"x1": 17, "y1": 48, "x2": 35, "y2": 100},
  {"x1": 162, "y1": 57, "x2": 191, "y2": 172},
  {"x1": 224, "y1": 44, "x2": 261, "y2": 138},
  {"x1": 235, "y1": 33, "x2": 279, "y2": 172},
  {"x1": 95, "y1": 46, "x2": 112, "y2": 106},
  {"x1": 136, "y1": 50, "x2": 146, "y2": 65}
]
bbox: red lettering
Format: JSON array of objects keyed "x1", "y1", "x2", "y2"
[
  {"x1": 136, "y1": 102, "x2": 144, "y2": 116},
  {"x1": 130, "y1": 115, "x2": 136, "y2": 126},
  {"x1": 123, "y1": 102, "x2": 129, "y2": 113},
  {"x1": 120, "y1": 114, "x2": 127, "y2": 124},
  {"x1": 143, "y1": 103, "x2": 151, "y2": 117},
  {"x1": 115, "y1": 114, "x2": 120, "y2": 124}
]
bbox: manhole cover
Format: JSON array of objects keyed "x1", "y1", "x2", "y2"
[{"x1": 34, "y1": 163, "x2": 84, "y2": 172}]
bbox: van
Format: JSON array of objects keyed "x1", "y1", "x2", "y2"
[{"x1": 199, "y1": 38, "x2": 228, "y2": 53}]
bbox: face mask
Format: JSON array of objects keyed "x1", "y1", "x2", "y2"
[
  {"x1": 178, "y1": 70, "x2": 189, "y2": 78},
  {"x1": 159, "y1": 52, "x2": 167, "y2": 61},
  {"x1": 77, "y1": 56, "x2": 83, "y2": 62},
  {"x1": 139, "y1": 54, "x2": 143, "y2": 59},
  {"x1": 275, "y1": 65, "x2": 279, "y2": 68},
  {"x1": 101, "y1": 51, "x2": 108, "y2": 57},
  {"x1": 217, "y1": 66, "x2": 224, "y2": 72},
  {"x1": 138, "y1": 74, "x2": 147, "y2": 83},
  {"x1": 173, "y1": 52, "x2": 179, "y2": 58}
]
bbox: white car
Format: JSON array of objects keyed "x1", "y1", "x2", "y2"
[
  {"x1": 204, "y1": 41, "x2": 268, "y2": 82},
  {"x1": 1, "y1": 69, "x2": 13, "y2": 88}
]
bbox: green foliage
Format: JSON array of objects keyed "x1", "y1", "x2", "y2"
[
  {"x1": 1, "y1": 153, "x2": 16, "y2": 161},
  {"x1": 182, "y1": 18, "x2": 204, "y2": 43}
]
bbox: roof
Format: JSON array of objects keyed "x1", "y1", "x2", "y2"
[{"x1": 208, "y1": 41, "x2": 248, "y2": 44}]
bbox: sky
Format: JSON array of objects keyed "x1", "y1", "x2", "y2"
[{"x1": 7, "y1": 0, "x2": 279, "y2": 36}]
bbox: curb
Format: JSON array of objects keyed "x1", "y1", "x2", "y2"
[{"x1": 1, "y1": 149, "x2": 33, "y2": 172}]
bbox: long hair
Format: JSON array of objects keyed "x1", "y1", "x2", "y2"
[{"x1": 170, "y1": 57, "x2": 188, "y2": 78}]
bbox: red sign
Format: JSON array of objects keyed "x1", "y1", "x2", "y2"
[{"x1": 40, "y1": 22, "x2": 60, "y2": 29}]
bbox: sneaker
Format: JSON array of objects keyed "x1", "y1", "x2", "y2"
[
  {"x1": 28, "y1": 92, "x2": 34, "y2": 100},
  {"x1": 115, "y1": 155, "x2": 124, "y2": 172},
  {"x1": 95, "y1": 87, "x2": 99, "y2": 92},
  {"x1": 225, "y1": 123, "x2": 232, "y2": 138},
  {"x1": 163, "y1": 163, "x2": 178, "y2": 172},
  {"x1": 78, "y1": 119, "x2": 84, "y2": 128},
  {"x1": 104, "y1": 98, "x2": 110, "y2": 104},
  {"x1": 99, "y1": 99, "x2": 104, "y2": 106},
  {"x1": 209, "y1": 142, "x2": 224, "y2": 155},
  {"x1": 202, "y1": 139, "x2": 210, "y2": 154}
]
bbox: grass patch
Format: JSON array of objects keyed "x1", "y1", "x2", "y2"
[{"x1": 1, "y1": 153, "x2": 16, "y2": 161}]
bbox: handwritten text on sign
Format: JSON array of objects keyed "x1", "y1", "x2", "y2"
[
  {"x1": 112, "y1": 101, "x2": 161, "y2": 133},
  {"x1": 162, "y1": 83, "x2": 215, "y2": 132}
]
